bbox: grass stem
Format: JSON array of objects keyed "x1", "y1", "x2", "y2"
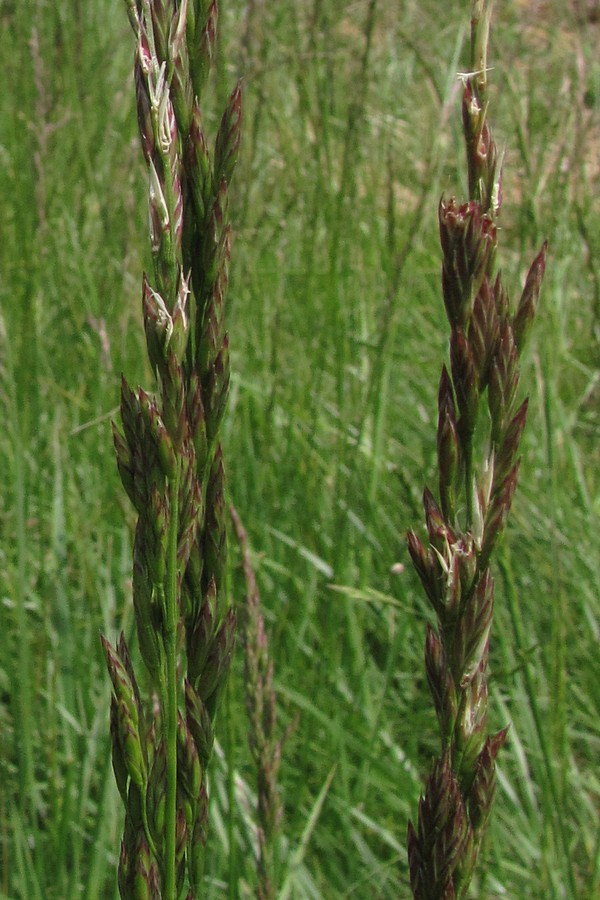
[{"x1": 164, "y1": 458, "x2": 181, "y2": 900}]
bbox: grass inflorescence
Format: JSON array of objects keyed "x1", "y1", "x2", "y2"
[
  {"x1": 102, "y1": 1, "x2": 241, "y2": 896},
  {"x1": 406, "y1": 2, "x2": 548, "y2": 896}
]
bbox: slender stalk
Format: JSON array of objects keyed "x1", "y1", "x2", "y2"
[
  {"x1": 13, "y1": 410, "x2": 34, "y2": 814},
  {"x1": 164, "y1": 460, "x2": 181, "y2": 900},
  {"x1": 4, "y1": 335, "x2": 35, "y2": 823},
  {"x1": 231, "y1": 506, "x2": 290, "y2": 900},
  {"x1": 329, "y1": 0, "x2": 378, "y2": 276}
]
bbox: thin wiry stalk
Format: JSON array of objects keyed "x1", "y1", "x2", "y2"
[
  {"x1": 1, "y1": 318, "x2": 35, "y2": 829},
  {"x1": 102, "y1": 2, "x2": 241, "y2": 897},
  {"x1": 230, "y1": 505, "x2": 292, "y2": 900},
  {"x1": 406, "y1": 3, "x2": 547, "y2": 897}
]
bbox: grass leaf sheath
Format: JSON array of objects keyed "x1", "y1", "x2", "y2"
[
  {"x1": 406, "y1": 2, "x2": 547, "y2": 897},
  {"x1": 102, "y1": 2, "x2": 240, "y2": 896}
]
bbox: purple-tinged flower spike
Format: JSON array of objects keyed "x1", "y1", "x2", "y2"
[
  {"x1": 407, "y1": 2, "x2": 545, "y2": 896},
  {"x1": 105, "y1": 0, "x2": 240, "y2": 895}
]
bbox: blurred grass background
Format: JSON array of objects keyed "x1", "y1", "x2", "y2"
[{"x1": 0, "y1": 0, "x2": 599, "y2": 896}]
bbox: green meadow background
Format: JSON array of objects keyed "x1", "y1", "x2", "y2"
[{"x1": 1, "y1": 0, "x2": 599, "y2": 896}]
